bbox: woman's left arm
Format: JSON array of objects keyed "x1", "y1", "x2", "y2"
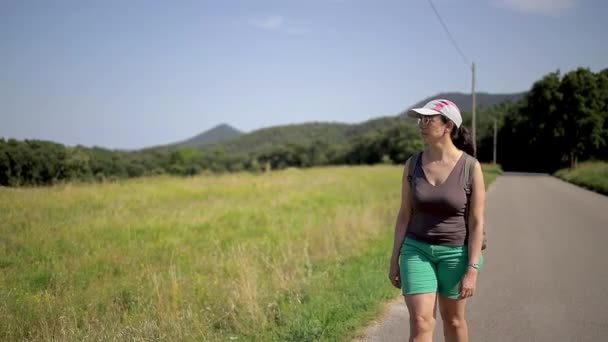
[
  {"x1": 467, "y1": 160, "x2": 485, "y2": 267},
  {"x1": 460, "y1": 160, "x2": 486, "y2": 299}
]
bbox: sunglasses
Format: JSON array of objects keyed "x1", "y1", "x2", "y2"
[{"x1": 417, "y1": 115, "x2": 442, "y2": 126}]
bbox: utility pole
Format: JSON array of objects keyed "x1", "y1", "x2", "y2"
[
  {"x1": 471, "y1": 62, "x2": 476, "y2": 157},
  {"x1": 493, "y1": 117, "x2": 497, "y2": 164}
]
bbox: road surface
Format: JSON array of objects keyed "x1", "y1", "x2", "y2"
[{"x1": 355, "y1": 173, "x2": 608, "y2": 341}]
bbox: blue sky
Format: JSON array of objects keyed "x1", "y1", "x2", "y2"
[{"x1": 1, "y1": 0, "x2": 607, "y2": 150}]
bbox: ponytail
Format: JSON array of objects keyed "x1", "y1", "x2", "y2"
[{"x1": 451, "y1": 125, "x2": 475, "y2": 156}]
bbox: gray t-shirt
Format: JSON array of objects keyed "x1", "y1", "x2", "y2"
[{"x1": 406, "y1": 152, "x2": 469, "y2": 246}]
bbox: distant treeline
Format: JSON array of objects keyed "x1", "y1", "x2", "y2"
[
  {"x1": 0, "y1": 123, "x2": 424, "y2": 186},
  {"x1": 479, "y1": 67, "x2": 608, "y2": 172},
  {"x1": 1, "y1": 67, "x2": 607, "y2": 186}
]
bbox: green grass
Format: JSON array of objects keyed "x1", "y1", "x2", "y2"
[
  {"x1": 0, "y1": 164, "x2": 500, "y2": 341},
  {"x1": 481, "y1": 163, "x2": 503, "y2": 188},
  {"x1": 554, "y1": 161, "x2": 608, "y2": 195}
]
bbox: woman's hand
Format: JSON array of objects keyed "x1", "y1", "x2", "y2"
[
  {"x1": 459, "y1": 267, "x2": 478, "y2": 299},
  {"x1": 388, "y1": 259, "x2": 401, "y2": 289}
]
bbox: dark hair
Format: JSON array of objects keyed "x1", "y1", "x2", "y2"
[
  {"x1": 452, "y1": 125, "x2": 475, "y2": 156},
  {"x1": 441, "y1": 116, "x2": 475, "y2": 156}
]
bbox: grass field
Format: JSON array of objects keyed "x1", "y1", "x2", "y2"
[
  {"x1": 554, "y1": 161, "x2": 608, "y2": 196},
  {"x1": 0, "y1": 164, "x2": 500, "y2": 341}
]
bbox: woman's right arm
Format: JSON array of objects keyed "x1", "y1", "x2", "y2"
[{"x1": 390, "y1": 157, "x2": 413, "y2": 263}]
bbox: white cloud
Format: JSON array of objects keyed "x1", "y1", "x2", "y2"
[
  {"x1": 492, "y1": 0, "x2": 577, "y2": 16},
  {"x1": 249, "y1": 15, "x2": 285, "y2": 30},
  {"x1": 248, "y1": 15, "x2": 308, "y2": 35}
]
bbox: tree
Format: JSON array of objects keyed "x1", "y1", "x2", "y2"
[
  {"x1": 497, "y1": 71, "x2": 564, "y2": 172},
  {"x1": 169, "y1": 147, "x2": 203, "y2": 176},
  {"x1": 496, "y1": 68, "x2": 608, "y2": 172},
  {"x1": 557, "y1": 68, "x2": 607, "y2": 168},
  {"x1": 63, "y1": 147, "x2": 92, "y2": 180},
  {"x1": 591, "y1": 69, "x2": 608, "y2": 160},
  {"x1": 0, "y1": 139, "x2": 10, "y2": 186},
  {"x1": 382, "y1": 123, "x2": 424, "y2": 164}
]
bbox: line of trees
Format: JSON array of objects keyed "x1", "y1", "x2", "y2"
[
  {"x1": 0, "y1": 122, "x2": 424, "y2": 186},
  {"x1": 2, "y1": 66, "x2": 606, "y2": 186},
  {"x1": 479, "y1": 67, "x2": 608, "y2": 172}
]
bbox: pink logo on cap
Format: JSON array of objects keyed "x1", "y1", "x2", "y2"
[
  {"x1": 432, "y1": 102, "x2": 446, "y2": 111},
  {"x1": 432, "y1": 100, "x2": 455, "y2": 112}
]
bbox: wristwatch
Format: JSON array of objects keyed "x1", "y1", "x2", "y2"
[{"x1": 468, "y1": 263, "x2": 480, "y2": 270}]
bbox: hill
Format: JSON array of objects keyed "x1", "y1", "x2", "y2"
[
  {"x1": 171, "y1": 123, "x2": 243, "y2": 148},
  {"x1": 407, "y1": 92, "x2": 526, "y2": 113},
  {"x1": 200, "y1": 117, "x2": 404, "y2": 156},
  {"x1": 198, "y1": 92, "x2": 524, "y2": 155}
]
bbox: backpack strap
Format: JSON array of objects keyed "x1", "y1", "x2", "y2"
[
  {"x1": 406, "y1": 152, "x2": 422, "y2": 186},
  {"x1": 406, "y1": 152, "x2": 421, "y2": 216}
]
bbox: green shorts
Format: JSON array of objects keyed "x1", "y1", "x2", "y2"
[{"x1": 400, "y1": 238, "x2": 484, "y2": 300}]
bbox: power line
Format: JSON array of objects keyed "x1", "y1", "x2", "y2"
[
  {"x1": 426, "y1": 0, "x2": 471, "y2": 70},
  {"x1": 425, "y1": 0, "x2": 479, "y2": 157}
]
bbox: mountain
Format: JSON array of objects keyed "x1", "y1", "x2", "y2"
[
  {"x1": 407, "y1": 92, "x2": 526, "y2": 113},
  {"x1": 171, "y1": 124, "x2": 243, "y2": 148},
  {"x1": 200, "y1": 117, "x2": 403, "y2": 156},
  {"x1": 168, "y1": 92, "x2": 525, "y2": 155}
]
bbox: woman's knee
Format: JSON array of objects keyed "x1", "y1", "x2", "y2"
[
  {"x1": 410, "y1": 314, "x2": 436, "y2": 333},
  {"x1": 443, "y1": 316, "x2": 467, "y2": 330},
  {"x1": 438, "y1": 295, "x2": 467, "y2": 330}
]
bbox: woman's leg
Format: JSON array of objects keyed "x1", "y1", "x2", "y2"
[
  {"x1": 438, "y1": 294, "x2": 468, "y2": 342},
  {"x1": 400, "y1": 239, "x2": 441, "y2": 341},
  {"x1": 435, "y1": 245, "x2": 476, "y2": 342},
  {"x1": 404, "y1": 293, "x2": 437, "y2": 342}
]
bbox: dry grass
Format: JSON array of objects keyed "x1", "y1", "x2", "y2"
[
  {"x1": 0, "y1": 165, "x2": 401, "y2": 341},
  {"x1": 1, "y1": 163, "x2": 501, "y2": 341}
]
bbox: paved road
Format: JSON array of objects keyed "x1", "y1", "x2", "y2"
[{"x1": 355, "y1": 173, "x2": 608, "y2": 342}]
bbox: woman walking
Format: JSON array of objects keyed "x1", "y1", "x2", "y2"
[{"x1": 388, "y1": 99, "x2": 486, "y2": 342}]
